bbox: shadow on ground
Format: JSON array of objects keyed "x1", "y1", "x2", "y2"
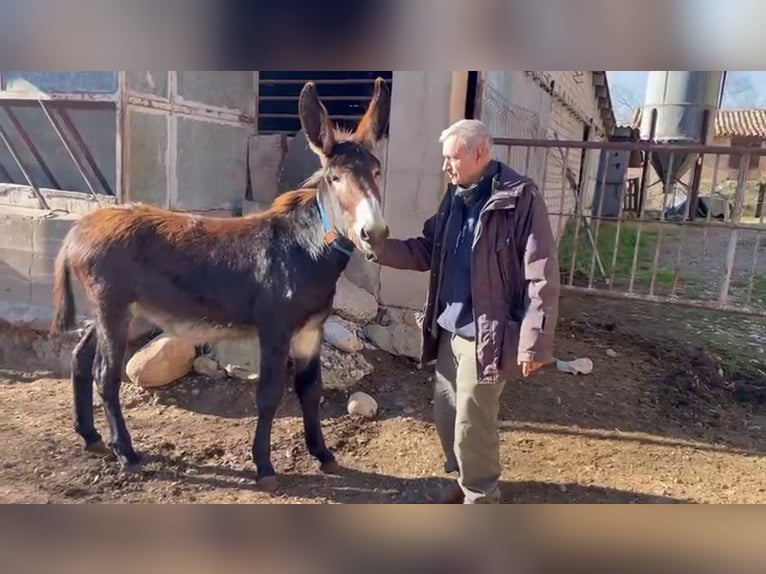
[{"x1": 80, "y1": 451, "x2": 690, "y2": 504}]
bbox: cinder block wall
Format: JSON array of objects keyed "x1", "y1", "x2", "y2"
[{"x1": 0, "y1": 204, "x2": 93, "y2": 330}]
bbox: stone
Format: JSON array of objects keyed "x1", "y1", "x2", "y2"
[
  {"x1": 193, "y1": 355, "x2": 223, "y2": 378},
  {"x1": 212, "y1": 335, "x2": 261, "y2": 374},
  {"x1": 126, "y1": 335, "x2": 196, "y2": 388},
  {"x1": 320, "y1": 344, "x2": 373, "y2": 390},
  {"x1": 347, "y1": 391, "x2": 378, "y2": 419},
  {"x1": 323, "y1": 316, "x2": 364, "y2": 353},
  {"x1": 363, "y1": 307, "x2": 422, "y2": 361},
  {"x1": 333, "y1": 275, "x2": 378, "y2": 324},
  {"x1": 224, "y1": 364, "x2": 259, "y2": 381},
  {"x1": 606, "y1": 348, "x2": 618, "y2": 358},
  {"x1": 555, "y1": 358, "x2": 593, "y2": 375}
]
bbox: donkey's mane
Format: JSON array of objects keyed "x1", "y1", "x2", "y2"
[{"x1": 257, "y1": 189, "x2": 318, "y2": 218}]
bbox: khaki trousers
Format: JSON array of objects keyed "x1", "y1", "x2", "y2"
[{"x1": 434, "y1": 330, "x2": 506, "y2": 504}]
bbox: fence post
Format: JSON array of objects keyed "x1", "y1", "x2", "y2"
[{"x1": 756, "y1": 181, "x2": 765, "y2": 219}]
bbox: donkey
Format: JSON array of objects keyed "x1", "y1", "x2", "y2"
[{"x1": 49, "y1": 77, "x2": 391, "y2": 492}]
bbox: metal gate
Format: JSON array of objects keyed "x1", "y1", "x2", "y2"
[
  {"x1": 492, "y1": 136, "x2": 766, "y2": 317},
  {"x1": 0, "y1": 71, "x2": 257, "y2": 213}
]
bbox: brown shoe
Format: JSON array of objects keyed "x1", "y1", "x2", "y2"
[{"x1": 425, "y1": 482, "x2": 464, "y2": 504}]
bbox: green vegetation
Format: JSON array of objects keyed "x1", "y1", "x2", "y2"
[
  {"x1": 558, "y1": 218, "x2": 679, "y2": 294},
  {"x1": 557, "y1": 217, "x2": 766, "y2": 309}
]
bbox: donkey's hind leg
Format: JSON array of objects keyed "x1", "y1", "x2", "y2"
[
  {"x1": 71, "y1": 322, "x2": 107, "y2": 454},
  {"x1": 92, "y1": 305, "x2": 139, "y2": 471}
]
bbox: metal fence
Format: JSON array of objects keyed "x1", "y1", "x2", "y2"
[
  {"x1": 0, "y1": 71, "x2": 120, "y2": 210},
  {"x1": 0, "y1": 71, "x2": 256, "y2": 213},
  {"x1": 493, "y1": 136, "x2": 766, "y2": 317}
]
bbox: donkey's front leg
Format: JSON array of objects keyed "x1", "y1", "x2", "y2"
[
  {"x1": 294, "y1": 355, "x2": 338, "y2": 474},
  {"x1": 252, "y1": 344, "x2": 289, "y2": 492}
]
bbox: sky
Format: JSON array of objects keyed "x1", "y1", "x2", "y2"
[{"x1": 605, "y1": 71, "x2": 766, "y2": 125}]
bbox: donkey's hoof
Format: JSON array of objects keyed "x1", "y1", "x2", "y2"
[
  {"x1": 120, "y1": 460, "x2": 144, "y2": 475},
  {"x1": 84, "y1": 440, "x2": 109, "y2": 455},
  {"x1": 257, "y1": 475, "x2": 279, "y2": 493},
  {"x1": 118, "y1": 453, "x2": 144, "y2": 474},
  {"x1": 320, "y1": 460, "x2": 341, "y2": 475}
]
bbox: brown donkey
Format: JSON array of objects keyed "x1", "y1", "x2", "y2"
[{"x1": 50, "y1": 78, "x2": 391, "y2": 492}]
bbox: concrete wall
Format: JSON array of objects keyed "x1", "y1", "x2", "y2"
[
  {"x1": 124, "y1": 71, "x2": 256, "y2": 213},
  {"x1": 0, "y1": 199, "x2": 107, "y2": 331},
  {"x1": 377, "y1": 71, "x2": 454, "y2": 310}
]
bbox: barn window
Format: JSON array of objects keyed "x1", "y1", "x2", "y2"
[{"x1": 257, "y1": 71, "x2": 393, "y2": 136}]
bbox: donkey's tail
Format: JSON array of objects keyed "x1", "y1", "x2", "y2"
[{"x1": 51, "y1": 246, "x2": 77, "y2": 335}]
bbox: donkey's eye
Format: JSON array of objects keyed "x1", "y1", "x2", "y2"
[{"x1": 331, "y1": 175, "x2": 341, "y2": 183}]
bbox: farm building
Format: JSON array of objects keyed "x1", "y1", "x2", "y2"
[
  {"x1": 630, "y1": 106, "x2": 766, "y2": 219},
  {"x1": 0, "y1": 71, "x2": 616, "y2": 355}
]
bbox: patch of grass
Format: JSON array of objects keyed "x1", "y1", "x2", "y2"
[
  {"x1": 731, "y1": 274, "x2": 766, "y2": 310},
  {"x1": 558, "y1": 218, "x2": 679, "y2": 293}
]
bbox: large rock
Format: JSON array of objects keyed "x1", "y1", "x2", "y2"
[
  {"x1": 333, "y1": 275, "x2": 378, "y2": 324},
  {"x1": 126, "y1": 335, "x2": 196, "y2": 388},
  {"x1": 364, "y1": 307, "x2": 422, "y2": 361},
  {"x1": 323, "y1": 315, "x2": 364, "y2": 353}
]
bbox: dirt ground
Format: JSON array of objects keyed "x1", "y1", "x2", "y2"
[
  {"x1": 1, "y1": 292, "x2": 764, "y2": 504},
  {"x1": 657, "y1": 223, "x2": 765, "y2": 304}
]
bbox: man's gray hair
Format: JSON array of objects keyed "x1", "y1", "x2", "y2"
[{"x1": 438, "y1": 119, "x2": 494, "y2": 152}]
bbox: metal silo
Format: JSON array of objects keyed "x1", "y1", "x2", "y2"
[{"x1": 639, "y1": 71, "x2": 724, "y2": 195}]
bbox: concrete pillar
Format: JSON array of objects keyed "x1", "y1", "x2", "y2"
[{"x1": 378, "y1": 71, "x2": 453, "y2": 310}]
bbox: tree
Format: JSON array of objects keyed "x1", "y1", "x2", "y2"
[{"x1": 611, "y1": 84, "x2": 642, "y2": 125}]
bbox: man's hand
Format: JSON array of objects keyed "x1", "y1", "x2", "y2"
[{"x1": 521, "y1": 361, "x2": 548, "y2": 377}]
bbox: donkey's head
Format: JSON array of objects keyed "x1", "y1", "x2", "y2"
[{"x1": 299, "y1": 77, "x2": 391, "y2": 260}]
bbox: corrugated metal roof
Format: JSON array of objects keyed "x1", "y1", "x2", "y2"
[{"x1": 629, "y1": 108, "x2": 766, "y2": 139}]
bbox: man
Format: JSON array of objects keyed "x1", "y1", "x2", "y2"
[{"x1": 376, "y1": 119, "x2": 560, "y2": 504}]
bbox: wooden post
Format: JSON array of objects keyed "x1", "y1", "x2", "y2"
[{"x1": 756, "y1": 181, "x2": 765, "y2": 219}]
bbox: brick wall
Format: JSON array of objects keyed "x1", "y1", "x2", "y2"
[
  {"x1": 479, "y1": 71, "x2": 611, "y2": 241},
  {"x1": 541, "y1": 72, "x2": 607, "y2": 240}
]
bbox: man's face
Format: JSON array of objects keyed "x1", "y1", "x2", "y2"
[{"x1": 441, "y1": 135, "x2": 489, "y2": 186}]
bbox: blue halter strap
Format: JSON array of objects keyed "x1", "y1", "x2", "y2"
[{"x1": 316, "y1": 194, "x2": 355, "y2": 258}]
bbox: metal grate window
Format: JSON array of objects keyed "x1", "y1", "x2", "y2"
[{"x1": 257, "y1": 71, "x2": 393, "y2": 135}]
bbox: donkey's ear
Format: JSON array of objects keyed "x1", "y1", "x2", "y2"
[
  {"x1": 299, "y1": 81, "x2": 336, "y2": 159},
  {"x1": 354, "y1": 77, "x2": 391, "y2": 150}
]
